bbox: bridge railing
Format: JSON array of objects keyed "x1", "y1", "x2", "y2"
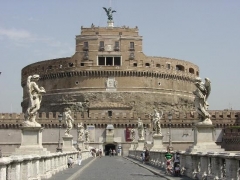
[
  {"x1": 0, "y1": 150, "x2": 90, "y2": 180},
  {"x1": 129, "y1": 150, "x2": 240, "y2": 179}
]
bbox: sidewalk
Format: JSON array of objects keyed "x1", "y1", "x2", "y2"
[
  {"x1": 125, "y1": 156, "x2": 193, "y2": 180},
  {"x1": 43, "y1": 157, "x2": 96, "y2": 180}
]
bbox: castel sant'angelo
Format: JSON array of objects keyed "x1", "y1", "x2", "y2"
[{"x1": 1, "y1": 8, "x2": 239, "y2": 155}]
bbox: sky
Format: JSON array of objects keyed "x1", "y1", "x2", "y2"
[{"x1": 0, "y1": 0, "x2": 240, "y2": 113}]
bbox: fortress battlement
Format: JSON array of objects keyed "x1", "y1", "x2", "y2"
[{"x1": 0, "y1": 111, "x2": 239, "y2": 129}]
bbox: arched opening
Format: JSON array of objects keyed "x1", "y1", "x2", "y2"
[
  {"x1": 189, "y1": 68, "x2": 194, "y2": 74},
  {"x1": 104, "y1": 143, "x2": 116, "y2": 156},
  {"x1": 176, "y1": 65, "x2": 185, "y2": 71}
]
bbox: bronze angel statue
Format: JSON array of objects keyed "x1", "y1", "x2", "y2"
[
  {"x1": 103, "y1": 7, "x2": 116, "y2": 21},
  {"x1": 193, "y1": 77, "x2": 212, "y2": 125}
]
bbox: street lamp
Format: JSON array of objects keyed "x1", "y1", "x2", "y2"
[
  {"x1": 56, "y1": 114, "x2": 63, "y2": 152},
  {"x1": 168, "y1": 111, "x2": 173, "y2": 151}
]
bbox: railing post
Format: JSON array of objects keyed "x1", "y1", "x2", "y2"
[
  {"x1": 225, "y1": 154, "x2": 238, "y2": 179},
  {"x1": 0, "y1": 157, "x2": 12, "y2": 180},
  {"x1": 9, "y1": 156, "x2": 23, "y2": 180}
]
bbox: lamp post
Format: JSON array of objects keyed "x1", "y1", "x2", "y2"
[
  {"x1": 168, "y1": 111, "x2": 173, "y2": 151},
  {"x1": 56, "y1": 114, "x2": 63, "y2": 152}
]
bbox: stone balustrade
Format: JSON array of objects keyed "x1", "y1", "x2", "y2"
[
  {"x1": 0, "y1": 150, "x2": 90, "y2": 180},
  {"x1": 129, "y1": 150, "x2": 240, "y2": 180}
]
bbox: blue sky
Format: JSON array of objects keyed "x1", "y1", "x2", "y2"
[{"x1": 0, "y1": 0, "x2": 240, "y2": 113}]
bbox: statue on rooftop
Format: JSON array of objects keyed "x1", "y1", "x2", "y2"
[
  {"x1": 23, "y1": 74, "x2": 46, "y2": 127},
  {"x1": 193, "y1": 77, "x2": 212, "y2": 125},
  {"x1": 103, "y1": 7, "x2": 116, "y2": 21},
  {"x1": 63, "y1": 108, "x2": 74, "y2": 136},
  {"x1": 150, "y1": 109, "x2": 163, "y2": 135},
  {"x1": 137, "y1": 118, "x2": 144, "y2": 140}
]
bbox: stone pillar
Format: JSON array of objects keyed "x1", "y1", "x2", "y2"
[
  {"x1": 209, "y1": 153, "x2": 222, "y2": 179},
  {"x1": 225, "y1": 154, "x2": 238, "y2": 180},
  {"x1": 7, "y1": 156, "x2": 23, "y2": 180},
  {"x1": 31, "y1": 155, "x2": 41, "y2": 180},
  {"x1": 187, "y1": 125, "x2": 224, "y2": 153},
  {"x1": 136, "y1": 139, "x2": 145, "y2": 150},
  {"x1": 197, "y1": 152, "x2": 208, "y2": 179},
  {"x1": 151, "y1": 134, "x2": 165, "y2": 151},
  {"x1": 62, "y1": 136, "x2": 77, "y2": 152},
  {"x1": 14, "y1": 127, "x2": 50, "y2": 155},
  {"x1": 0, "y1": 157, "x2": 12, "y2": 180}
]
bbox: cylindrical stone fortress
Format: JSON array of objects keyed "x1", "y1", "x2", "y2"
[{"x1": 21, "y1": 25, "x2": 199, "y2": 114}]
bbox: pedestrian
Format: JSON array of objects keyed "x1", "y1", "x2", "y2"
[
  {"x1": 99, "y1": 149, "x2": 102, "y2": 158},
  {"x1": 113, "y1": 149, "x2": 116, "y2": 156},
  {"x1": 109, "y1": 148, "x2": 112, "y2": 157},
  {"x1": 145, "y1": 149, "x2": 150, "y2": 163},
  {"x1": 165, "y1": 148, "x2": 173, "y2": 174},
  {"x1": 141, "y1": 150, "x2": 145, "y2": 164},
  {"x1": 77, "y1": 151, "x2": 82, "y2": 166},
  {"x1": 173, "y1": 151, "x2": 180, "y2": 176},
  {"x1": 67, "y1": 157, "x2": 74, "y2": 168}
]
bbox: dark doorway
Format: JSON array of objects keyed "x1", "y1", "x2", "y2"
[{"x1": 105, "y1": 144, "x2": 115, "y2": 156}]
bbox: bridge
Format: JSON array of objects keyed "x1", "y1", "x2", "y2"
[{"x1": 1, "y1": 149, "x2": 240, "y2": 179}]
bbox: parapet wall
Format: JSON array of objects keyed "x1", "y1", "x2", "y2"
[{"x1": 0, "y1": 111, "x2": 239, "y2": 128}]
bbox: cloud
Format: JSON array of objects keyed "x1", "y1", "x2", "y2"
[{"x1": 0, "y1": 27, "x2": 32, "y2": 40}]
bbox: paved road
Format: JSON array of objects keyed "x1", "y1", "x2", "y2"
[{"x1": 46, "y1": 156, "x2": 193, "y2": 180}]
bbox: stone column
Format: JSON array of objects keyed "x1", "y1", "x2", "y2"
[
  {"x1": 31, "y1": 155, "x2": 41, "y2": 180},
  {"x1": 209, "y1": 153, "x2": 222, "y2": 179}
]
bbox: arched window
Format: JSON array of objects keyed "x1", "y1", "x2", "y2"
[
  {"x1": 176, "y1": 65, "x2": 185, "y2": 71},
  {"x1": 189, "y1": 68, "x2": 194, "y2": 74}
]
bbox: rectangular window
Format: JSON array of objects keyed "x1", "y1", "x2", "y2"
[
  {"x1": 98, "y1": 57, "x2": 105, "y2": 65},
  {"x1": 114, "y1": 57, "x2": 121, "y2": 66},
  {"x1": 167, "y1": 64, "x2": 171, "y2": 69},
  {"x1": 130, "y1": 42, "x2": 134, "y2": 50},
  {"x1": 106, "y1": 57, "x2": 113, "y2": 66},
  {"x1": 108, "y1": 111, "x2": 112, "y2": 117},
  {"x1": 100, "y1": 41, "x2": 104, "y2": 48},
  {"x1": 115, "y1": 41, "x2": 119, "y2": 51},
  {"x1": 83, "y1": 42, "x2": 88, "y2": 51},
  {"x1": 98, "y1": 56, "x2": 121, "y2": 66},
  {"x1": 84, "y1": 42, "x2": 88, "y2": 47}
]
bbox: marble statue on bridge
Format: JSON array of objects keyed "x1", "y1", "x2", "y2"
[
  {"x1": 137, "y1": 118, "x2": 144, "y2": 140},
  {"x1": 193, "y1": 77, "x2": 212, "y2": 125},
  {"x1": 130, "y1": 128, "x2": 136, "y2": 141},
  {"x1": 77, "y1": 122, "x2": 85, "y2": 141},
  {"x1": 63, "y1": 108, "x2": 74, "y2": 136},
  {"x1": 151, "y1": 109, "x2": 163, "y2": 135},
  {"x1": 85, "y1": 128, "x2": 90, "y2": 142},
  {"x1": 23, "y1": 74, "x2": 46, "y2": 127}
]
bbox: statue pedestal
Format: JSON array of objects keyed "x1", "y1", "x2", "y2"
[
  {"x1": 13, "y1": 127, "x2": 50, "y2": 155},
  {"x1": 62, "y1": 136, "x2": 76, "y2": 152},
  {"x1": 129, "y1": 141, "x2": 138, "y2": 150},
  {"x1": 187, "y1": 124, "x2": 224, "y2": 153},
  {"x1": 151, "y1": 134, "x2": 165, "y2": 151},
  {"x1": 136, "y1": 139, "x2": 145, "y2": 150},
  {"x1": 77, "y1": 140, "x2": 84, "y2": 150},
  {"x1": 107, "y1": 20, "x2": 114, "y2": 27},
  {"x1": 84, "y1": 142, "x2": 89, "y2": 150}
]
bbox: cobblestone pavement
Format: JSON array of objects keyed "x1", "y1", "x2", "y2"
[{"x1": 46, "y1": 156, "x2": 193, "y2": 180}]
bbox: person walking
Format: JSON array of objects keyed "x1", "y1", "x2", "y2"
[
  {"x1": 165, "y1": 148, "x2": 173, "y2": 174},
  {"x1": 141, "y1": 150, "x2": 145, "y2": 164},
  {"x1": 99, "y1": 149, "x2": 102, "y2": 158},
  {"x1": 109, "y1": 148, "x2": 112, "y2": 157},
  {"x1": 77, "y1": 151, "x2": 82, "y2": 165}
]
